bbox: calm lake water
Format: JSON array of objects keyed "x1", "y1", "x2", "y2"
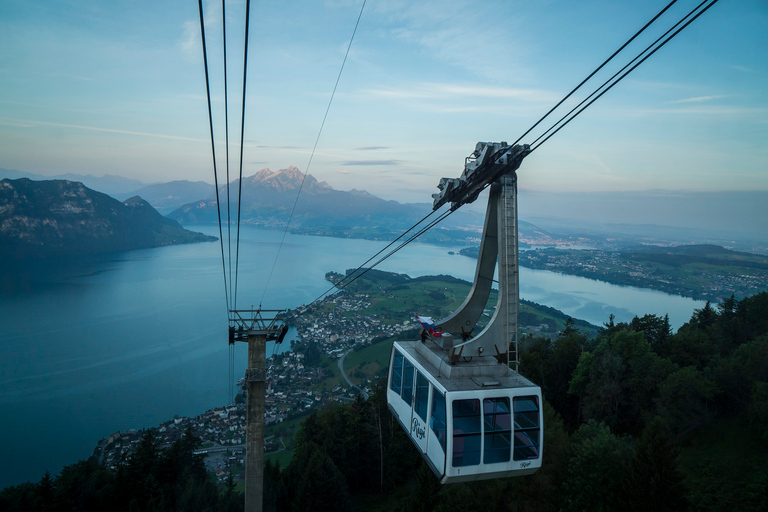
[{"x1": 0, "y1": 226, "x2": 705, "y2": 487}]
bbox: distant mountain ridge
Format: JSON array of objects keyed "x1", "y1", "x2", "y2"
[
  {"x1": 0, "y1": 167, "x2": 149, "y2": 196},
  {"x1": 114, "y1": 180, "x2": 215, "y2": 215},
  {"x1": 168, "y1": 167, "x2": 484, "y2": 244},
  {"x1": 0, "y1": 178, "x2": 215, "y2": 259}
]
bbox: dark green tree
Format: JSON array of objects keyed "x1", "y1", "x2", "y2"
[
  {"x1": 561, "y1": 420, "x2": 632, "y2": 512},
  {"x1": 623, "y1": 419, "x2": 688, "y2": 512},
  {"x1": 404, "y1": 462, "x2": 441, "y2": 512},
  {"x1": 569, "y1": 329, "x2": 675, "y2": 434},
  {"x1": 292, "y1": 451, "x2": 351, "y2": 512},
  {"x1": 629, "y1": 313, "x2": 671, "y2": 346},
  {"x1": 655, "y1": 366, "x2": 718, "y2": 434}
]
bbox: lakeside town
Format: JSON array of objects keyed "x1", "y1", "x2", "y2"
[{"x1": 93, "y1": 280, "x2": 418, "y2": 484}]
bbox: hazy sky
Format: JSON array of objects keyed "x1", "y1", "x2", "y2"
[{"x1": 1, "y1": 0, "x2": 766, "y2": 203}]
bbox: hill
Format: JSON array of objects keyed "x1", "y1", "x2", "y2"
[{"x1": 0, "y1": 178, "x2": 216, "y2": 259}]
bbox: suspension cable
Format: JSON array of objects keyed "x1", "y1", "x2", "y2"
[
  {"x1": 259, "y1": 0, "x2": 368, "y2": 307},
  {"x1": 531, "y1": 0, "x2": 720, "y2": 152},
  {"x1": 530, "y1": 0, "x2": 710, "y2": 149},
  {"x1": 510, "y1": 0, "x2": 680, "y2": 147},
  {"x1": 315, "y1": 208, "x2": 440, "y2": 295},
  {"x1": 197, "y1": 0, "x2": 229, "y2": 312},
  {"x1": 222, "y1": 0, "x2": 233, "y2": 310},
  {"x1": 311, "y1": 208, "x2": 456, "y2": 303},
  {"x1": 200, "y1": 0, "x2": 718, "y2": 326},
  {"x1": 233, "y1": 0, "x2": 253, "y2": 311}
]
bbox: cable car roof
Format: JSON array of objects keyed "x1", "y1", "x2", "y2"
[{"x1": 394, "y1": 341, "x2": 538, "y2": 394}]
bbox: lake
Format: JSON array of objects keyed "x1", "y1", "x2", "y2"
[{"x1": 0, "y1": 226, "x2": 705, "y2": 488}]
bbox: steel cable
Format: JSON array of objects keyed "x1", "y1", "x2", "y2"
[
  {"x1": 531, "y1": 0, "x2": 719, "y2": 152},
  {"x1": 259, "y1": 0, "x2": 368, "y2": 307},
  {"x1": 197, "y1": 0, "x2": 229, "y2": 313},
  {"x1": 233, "y1": 0, "x2": 253, "y2": 310},
  {"x1": 510, "y1": 0, "x2": 680, "y2": 147}
]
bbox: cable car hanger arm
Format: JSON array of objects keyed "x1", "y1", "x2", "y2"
[{"x1": 432, "y1": 142, "x2": 530, "y2": 211}]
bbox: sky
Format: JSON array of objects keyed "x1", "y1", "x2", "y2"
[{"x1": 1, "y1": 0, "x2": 766, "y2": 204}]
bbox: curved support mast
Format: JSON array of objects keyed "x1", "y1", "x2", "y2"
[
  {"x1": 435, "y1": 183, "x2": 499, "y2": 337},
  {"x1": 443, "y1": 174, "x2": 518, "y2": 369},
  {"x1": 423, "y1": 141, "x2": 528, "y2": 370}
]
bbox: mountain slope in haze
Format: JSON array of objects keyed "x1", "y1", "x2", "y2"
[
  {"x1": 0, "y1": 167, "x2": 149, "y2": 196},
  {"x1": 115, "y1": 180, "x2": 215, "y2": 215},
  {"x1": 0, "y1": 178, "x2": 216, "y2": 259},
  {"x1": 168, "y1": 167, "x2": 484, "y2": 243}
]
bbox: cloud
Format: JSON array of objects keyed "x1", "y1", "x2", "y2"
[
  {"x1": 179, "y1": 20, "x2": 200, "y2": 59},
  {"x1": 356, "y1": 146, "x2": 390, "y2": 151},
  {"x1": 250, "y1": 144, "x2": 300, "y2": 149},
  {"x1": 364, "y1": 82, "x2": 554, "y2": 102},
  {"x1": 337, "y1": 170, "x2": 352, "y2": 174},
  {"x1": 374, "y1": 0, "x2": 530, "y2": 81},
  {"x1": 640, "y1": 106, "x2": 767, "y2": 116},
  {"x1": 668, "y1": 95, "x2": 728, "y2": 104},
  {"x1": 341, "y1": 159, "x2": 402, "y2": 166},
  {"x1": 1, "y1": 117, "x2": 205, "y2": 142}
]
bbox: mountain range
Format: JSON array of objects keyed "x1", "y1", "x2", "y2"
[
  {"x1": 167, "y1": 167, "x2": 485, "y2": 244},
  {"x1": 5, "y1": 166, "x2": 767, "y2": 254},
  {"x1": 0, "y1": 178, "x2": 215, "y2": 259}
]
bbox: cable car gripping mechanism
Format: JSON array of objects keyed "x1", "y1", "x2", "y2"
[{"x1": 432, "y1": 142, "x2": 530, "y2": 211}]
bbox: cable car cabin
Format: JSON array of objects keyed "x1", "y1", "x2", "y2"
[{"x1": 387, "y1": 340, "x2": 543, "y2": 484}]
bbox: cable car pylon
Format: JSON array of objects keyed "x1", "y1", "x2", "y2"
[
  {"x1": 229, "y1": 309, "x2": 288, "y2": 511},
  {"x1": 387, "y1": 142, "x2": 543, "y2": 483}
]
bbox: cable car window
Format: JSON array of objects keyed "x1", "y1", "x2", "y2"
[
  {"x1": 390, "y1": 351, "x2": 403, "y2": 394},
  {"x1": 452, "y1": 399, "x2": 481, "y2": 467},
  {"x1": 483, "y1": 398, "x2": 511, "y2": 464},
  {"x1": 430, "y1": 392, "x2": 447, "y2": 450},
  {"x1": 513, "y1": 396, "x2": 540, "y2": 460},
  {"x1": 402, "y1": 359, "x2": 415, "y2": 405},
  {"x1": 414, "y1": 371, "x2": 429, "y2": 421}
]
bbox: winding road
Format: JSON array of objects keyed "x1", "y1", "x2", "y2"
[{"x1": 337, "y1": 349, "x2": 369, "y2": 400}]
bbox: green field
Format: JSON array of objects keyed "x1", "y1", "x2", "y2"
[
  {"x1": 344, "y1": 338, "x2": 395, "y2": 386},
  {"x1": 335, "y1": 271, "x2": 600, "y2": 387}
]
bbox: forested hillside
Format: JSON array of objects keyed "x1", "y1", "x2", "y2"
[
  {"x1": 263, "y1": 293, "x2": 768, "y2": 511},
  {"x1": 3, "y1": 293, "x2": 767, "y2": 511}
]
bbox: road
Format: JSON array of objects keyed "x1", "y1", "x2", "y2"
[{"x1": 337, "y1": 349, "x2": 369, "y2": 400}]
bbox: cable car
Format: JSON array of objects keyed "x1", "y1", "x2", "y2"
[
  {"x1": 386, "y1": 143, "x2": 543, "y2": 483},
  {"x1": 387, "y1": 339, "x2": 542, "y2": 483}
]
